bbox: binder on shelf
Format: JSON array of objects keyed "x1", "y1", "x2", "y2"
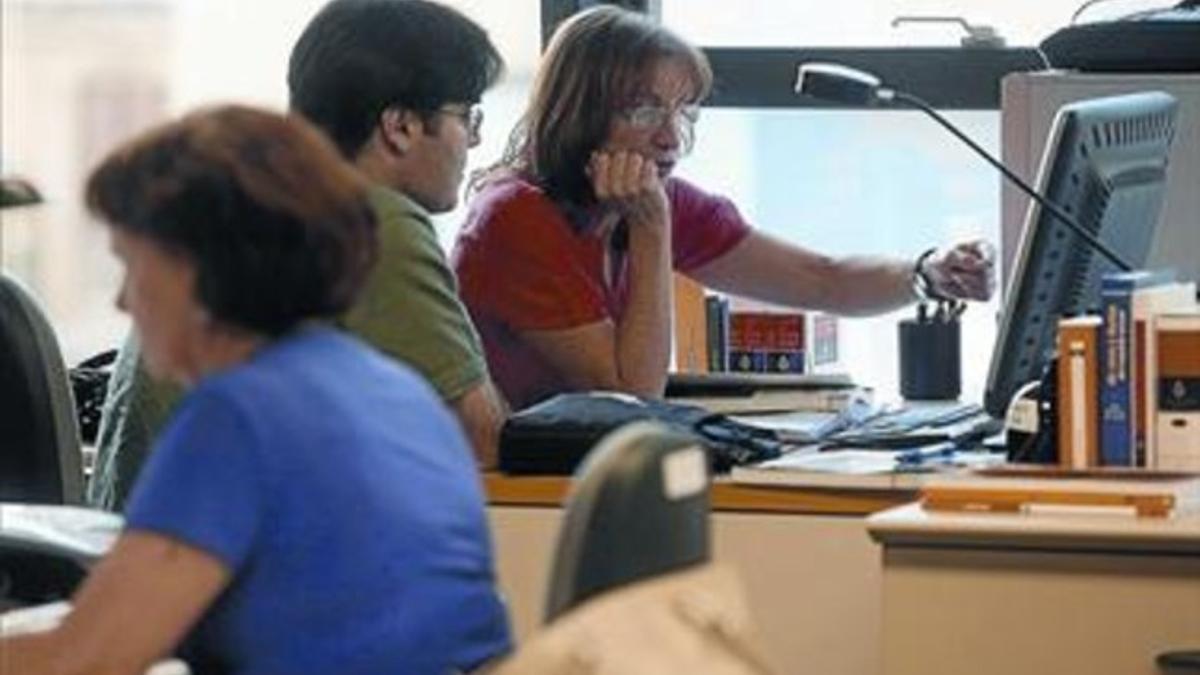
[
  {"x1": 704, "y1": 294, "x2": 729, "y2": 372},
  {"x1": 1154, "y1": 313, "x2": 1200, "y2": 471},
  {"x1": 1056, "y1": 316, "x2": 1102, "y2": 469},
  {"x1": 1132, "y1": 281, "x2": 1195, "y2": 465},
  {"x1": 1098, "y1": 270, "x2": 1175, "y2": 466},
  {"x1": 672, "y1": 274, "x2": 709, "y2": 373},
  {"x1": 808, "y1": 313, "x2": 839, "y2": 369},
  {"x1": 921, "y1": 465, "x2": 1200, "y2": 518}
]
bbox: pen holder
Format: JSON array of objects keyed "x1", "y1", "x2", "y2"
[{"x1": 899, "y1": 313, "x2": 961, "y2": 400}]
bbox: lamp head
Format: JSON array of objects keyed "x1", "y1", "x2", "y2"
[
  {"x1": 794, "y1": 62, "x2": 889, "y2": 106},
  {"x1": 1, "y1": 177, "x2": 42, "y2": 209}
]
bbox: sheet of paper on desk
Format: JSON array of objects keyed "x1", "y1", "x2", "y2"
[
  {"x1": 753, "y1": 448, "x2": 1005, "y2": 474},
  {"x1": 731, "y1": 449, "x2": 912, "y2": 489},
  {"x1": 758, "y1": 449, "x2": 903, "y2": 474},
  {"x1": 731, "y1": 448, "x2": 1008, "y2": 490},
  {"x1": 728, "y1": 410, "x2": 843, "y2": 443}
]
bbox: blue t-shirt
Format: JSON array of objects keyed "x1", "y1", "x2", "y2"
[{"x1": 124, "y1": 327, "x2": 511, "y2": 674}]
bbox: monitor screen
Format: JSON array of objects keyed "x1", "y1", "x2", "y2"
[{"x1": 983, "y1": 91, "x2": 1178, "y2": 418}]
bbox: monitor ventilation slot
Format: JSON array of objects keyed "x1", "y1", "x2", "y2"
[
  {"x1": 1063, "y1": 248, "x2": 1093, "y2": 310},
  {"x1": 1096, "y1": 113, "x2": 1176, "y2": 148}
]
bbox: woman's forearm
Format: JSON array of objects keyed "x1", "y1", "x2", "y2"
[
  {"x1": 695, "y1": 232, "x2": 917, "y2": 317},
  {"x1": 811, "y1": 254, "x2": 915, "y2": 316},
  {"x1": 614, "y1": 224, "x2": 673, "y2": 396}
]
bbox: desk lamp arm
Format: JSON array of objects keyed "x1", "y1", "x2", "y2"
[{"x1": 793, "y1": 62, "x2": 1133, "y2": 272}]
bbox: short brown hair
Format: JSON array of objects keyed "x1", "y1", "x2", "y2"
[
  {"x1": 288, "y1": 0, "x2": 503, "y2": 159},
  {"x1": 481, "y1": 6, "x2": 710, "y2": 215},
  {"x1": 86, "y1": 104, "x2": 377, "y2": 337}
]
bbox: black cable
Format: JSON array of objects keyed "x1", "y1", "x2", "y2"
[{"x1": 889, "y1": 89, "x2": 1134, "y2": 272}]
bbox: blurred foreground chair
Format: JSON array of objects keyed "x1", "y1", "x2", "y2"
[
  {"x1": 493, "y1": 421, "x2": 776, "y2": 674},
  {"x1": 0, "y1": 272, "x2": 83, "y2": 504},
  {"x1": 0, "y1": 274, "x2": 93, "y2": 608},
  {"x1": 543, "y1": 421, "x2": 711, "y2": 621}
]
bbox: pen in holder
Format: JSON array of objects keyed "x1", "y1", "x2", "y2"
[{"x1": 899, "y1": 301, "x2": 962, "y2": 401}]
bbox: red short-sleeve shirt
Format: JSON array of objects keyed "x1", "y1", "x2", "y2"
[{"x1": 452, "y1": 175, "x2": 751, "y2": 409}]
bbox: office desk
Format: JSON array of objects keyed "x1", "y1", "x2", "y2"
[
  {"x1": 485, "y1": 472, "x2": 914, "y2": 675},
  {"x1": 868, "y1": 504, "x2": 1200, "y2": 675}
]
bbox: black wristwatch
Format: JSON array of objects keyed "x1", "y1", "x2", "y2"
[{"x1": 911, "y1": 247, "x2": 940, "y2": 301}]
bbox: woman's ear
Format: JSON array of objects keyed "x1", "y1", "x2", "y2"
[{"x1": 377, "y1": 107, "x2": 424, "y2": 157}]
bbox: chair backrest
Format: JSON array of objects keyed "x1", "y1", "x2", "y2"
[
  {"x1": 0, "y1": 272, "x2": 83, "y2": 504},
  {"x1": 544, "y1": 421, "x2": 710, "y2": 622}
]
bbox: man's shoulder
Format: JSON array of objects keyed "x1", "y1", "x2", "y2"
[
  {"x1": 368, "y1": 184, "x2": 432, "y2": 228},
  {"x1": 365, "y1": 185, "x2": 446, "y2": 261}
]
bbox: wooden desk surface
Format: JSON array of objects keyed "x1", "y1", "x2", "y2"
[
  {"x1": 484, "y1": 472, "x2": 915, "y2": 516},
  {"x1": 868, "y1": 502, "x2": 1200, "y2": 554}
]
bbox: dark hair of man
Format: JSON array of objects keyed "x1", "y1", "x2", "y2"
[
  {"x1": 288, "y1": 0, "x2": 503, "y2": 159},
  {"x1": 86, "y1": 105, "x2": 378, "y2": 338},
  {"x1": 479, "y1": 6, "x2": 710, "y2": 222}
]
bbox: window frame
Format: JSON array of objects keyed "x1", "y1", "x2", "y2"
[{"x1": 540, "y1": 0, "x2": 1046, "y2": 110}]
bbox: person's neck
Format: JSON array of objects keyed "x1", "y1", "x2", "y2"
[
  {"x1": 354, "y1": 148, "x2": 392, "y2": 187},
  {"x1": 182, "y1": 327, "x2": 268, "y2": 386}
]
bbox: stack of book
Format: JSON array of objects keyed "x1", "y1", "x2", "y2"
[{"x1": 1055, "y1": 270, "x2": 1198, "y2": 469}]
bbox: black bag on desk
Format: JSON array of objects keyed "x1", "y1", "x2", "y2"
[{"x1": 499, "y1": 392, "x2": 785, "y2": 475}]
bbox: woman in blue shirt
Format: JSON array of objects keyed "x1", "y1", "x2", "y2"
[{"x1": 4, "y1": 105, "x2": 511, "y2": 674}]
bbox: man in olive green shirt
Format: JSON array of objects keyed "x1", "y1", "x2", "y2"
[{"x1": 88, "y1": 0, "x2": 507, "y2": 510}]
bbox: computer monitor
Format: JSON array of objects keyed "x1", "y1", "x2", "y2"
[{"x1": 983, "y1": 91, "x2": 1178, "y2": 418}]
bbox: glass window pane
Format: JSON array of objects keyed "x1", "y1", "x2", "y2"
[{"x1": 677, "y1": 108, "x2": 1002, "y2": 399}]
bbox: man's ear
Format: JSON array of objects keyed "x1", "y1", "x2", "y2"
[{"x1": 377, "y1": 107, "x2": 425, "y2": 157}]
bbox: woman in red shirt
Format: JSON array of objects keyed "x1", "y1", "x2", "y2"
[{"x1": 453, "y1": 6, "x2": 994, "y2": 410}]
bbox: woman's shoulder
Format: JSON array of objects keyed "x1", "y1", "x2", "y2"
[
  {"x1": 464, "y1": 174, "x2": 568, "y2": 238},
  {"x1": 475, "y1": 174, "x2": 562, "y2": 215},
  {"x1": 190, "y1": 328, "x2": 437, "y2": 419},
  {"x1": 665, "y1": 175, "x2": 725, "y2": 209}
]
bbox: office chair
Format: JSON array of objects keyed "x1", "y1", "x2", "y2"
[
  {"x1": 543, "y1": 421, "x2": 711, "y2": 622},
  {"x1": 0, "y1": 272, "x2": 84, "y2": 504}
]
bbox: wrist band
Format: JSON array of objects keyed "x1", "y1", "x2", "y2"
[{"x1": 911, "y1": 247, "x2": 940, "y2": 301}]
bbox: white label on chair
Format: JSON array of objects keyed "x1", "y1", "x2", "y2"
[{"x1": 662, "y1": 447, "x2": 707, "y2": 500}]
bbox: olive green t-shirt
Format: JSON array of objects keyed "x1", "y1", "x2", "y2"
[{"x1": 85, "y1": 186, "x2": 487, "y2": 511}]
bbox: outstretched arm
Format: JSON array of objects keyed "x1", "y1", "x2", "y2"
[{"x1": 691, "y1": 231, "x2": 994, "y2": 315}]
